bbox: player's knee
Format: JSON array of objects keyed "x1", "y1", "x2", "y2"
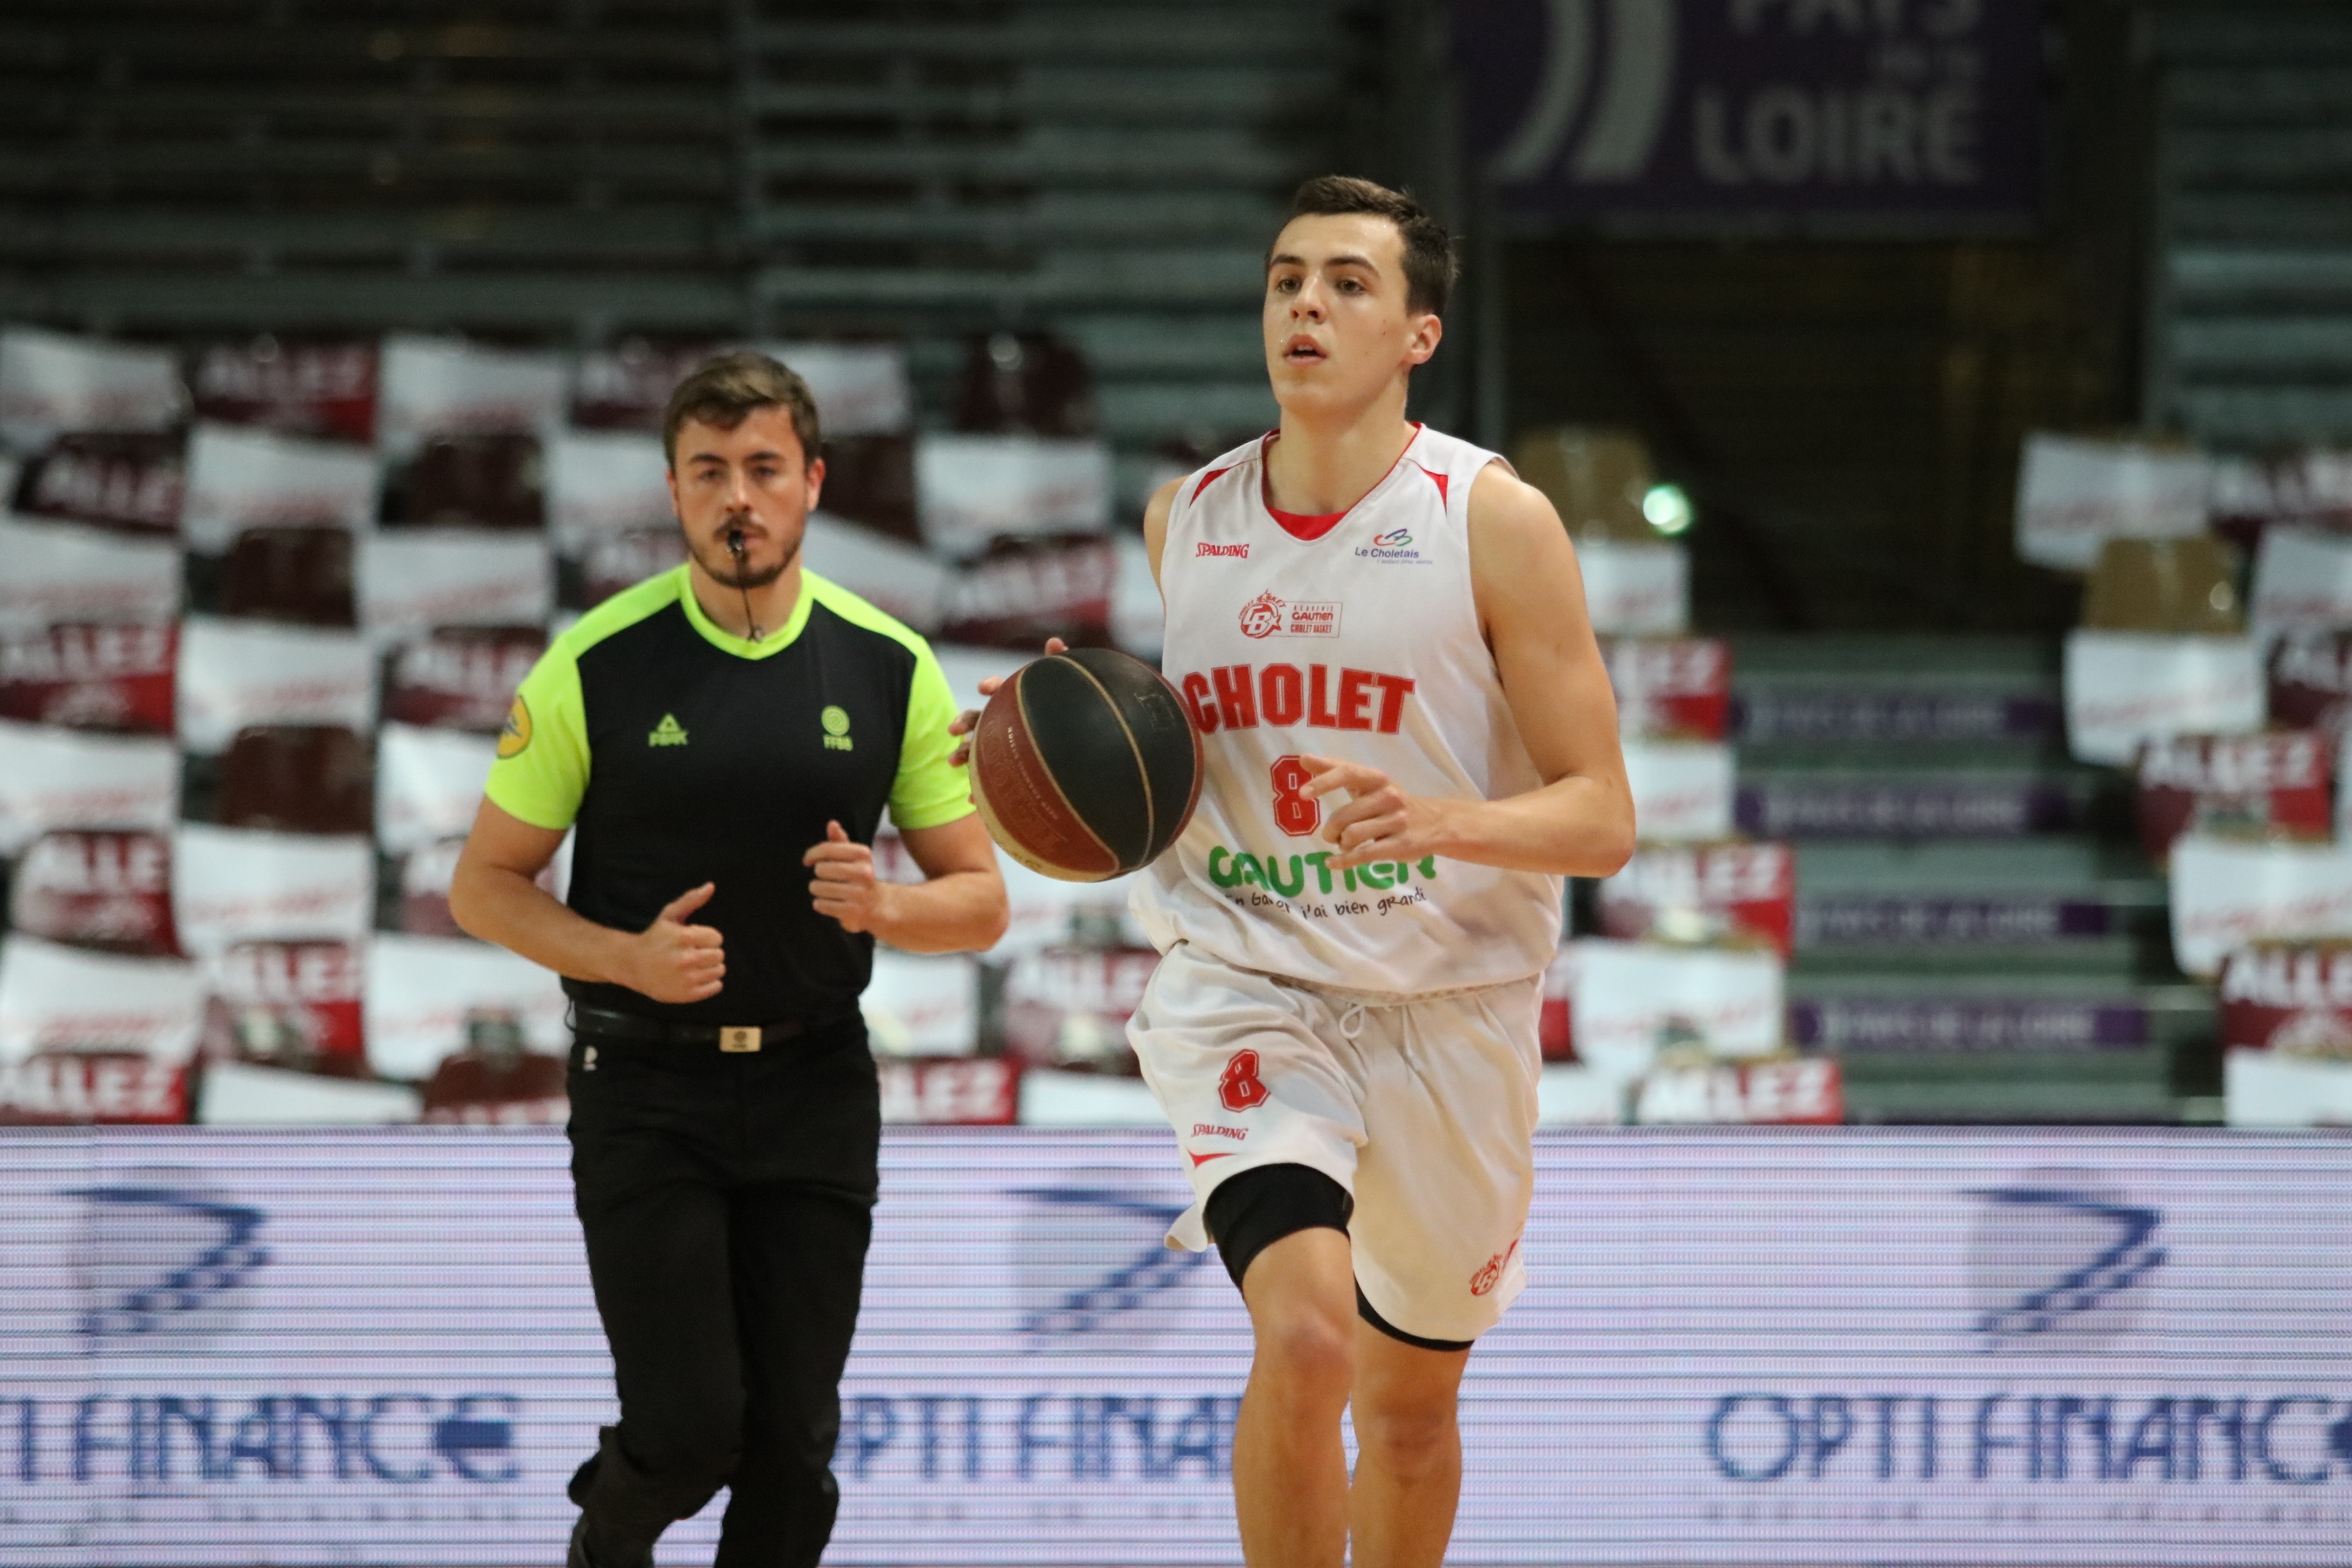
[
  {"x1": 1354, "y1": 1393, "x2": 1457, "y2": 1480},
  {"x1": 1210, "y1": 1165, "x2": 1359, "y2": 1399},
  {"x1": 1255, "y1": 1296, "x2": 1357, "y2": 1396}
]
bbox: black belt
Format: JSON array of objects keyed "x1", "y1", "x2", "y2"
[{"x1": 571, "y1": 1003, "x2": 856, "y2": 1054}]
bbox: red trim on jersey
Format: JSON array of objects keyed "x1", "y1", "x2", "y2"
[
  {"x1": 1265, "y1": 501, "x2": 1350, "y2": 541},
  {"x1": 1406, "y1": 460, "x2": 1449, "y2": 507},
  {"x1": 1257, "y1": 424, "x2": 1426, "y2": 542},
  {"x1": 1190, "y1": 466, "x2": 1238, "y2": 505}
]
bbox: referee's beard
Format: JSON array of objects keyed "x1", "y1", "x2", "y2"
[{"x1": 690, "y1": 515, "x2": 798, "y2": 591}]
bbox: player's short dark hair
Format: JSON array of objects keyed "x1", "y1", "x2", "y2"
[
  {"x1": 1278, "y1": 175, "x2": 1459, "y2": 317},
  {"x1": 662, "y1": 350, "x2": 822, "y2": 469}
]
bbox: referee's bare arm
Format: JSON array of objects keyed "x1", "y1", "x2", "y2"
[
  {"x1": 803, "y1": 816, "x2": 1008, "y2": 954},
  {"x1": 450, "y1": 801, "x2": 729, "y2": 1004}
]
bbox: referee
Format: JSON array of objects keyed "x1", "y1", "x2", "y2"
[{"x1": 450, "y1": 352, "x2": 1008, "y2": 1568}]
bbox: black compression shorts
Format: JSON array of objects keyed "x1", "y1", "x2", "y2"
[{"x1": 1202, "y1": 1163, "x2": 1472, "y2": 1353}]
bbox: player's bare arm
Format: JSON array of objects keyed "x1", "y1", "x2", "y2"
[
  {"x1": 944, "y1": 636, "x2": 1076, "y2": 765},
  {"x1": 450, "y1": 798, "x2": 726, "y2": 1004},
  {"x1": 804, "y1": 813, "x2": 1008, "y2": 952},
  {"x1": 1303, "y1": 462, "x2": 1635, "y2": 877},
  {"x1": 1142, "y1": 473, "x2": 1182, "y2": 586}
]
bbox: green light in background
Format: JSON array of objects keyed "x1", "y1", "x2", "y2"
[{"x1": 1642, "y1": 483, "x2": 1694, "y2": 536}]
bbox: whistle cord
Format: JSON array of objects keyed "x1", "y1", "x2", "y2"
[{"x1": 726, "y1": 529, "x2": 763, "y2": 642}]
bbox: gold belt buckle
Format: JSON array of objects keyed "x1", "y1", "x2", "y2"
[{"x1": 718, "y1": 1026, "x2": 762, "y2": 1054}]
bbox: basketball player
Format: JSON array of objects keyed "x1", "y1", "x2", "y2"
[{"x1": 959, "y1": 175, "x2": 1633, "y2": 1568}]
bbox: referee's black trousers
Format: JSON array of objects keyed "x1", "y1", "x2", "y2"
[{"x1": 564, "y1": 1015, "x2": 878, "y2": 1568}]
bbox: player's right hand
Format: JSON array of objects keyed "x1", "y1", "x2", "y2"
[
  {"x1": 948, "y1": 636, "x2": 1067, "y2": 767},
  {"x1": 625, "y1": 882, "x2": 726, "y2": 1003}
]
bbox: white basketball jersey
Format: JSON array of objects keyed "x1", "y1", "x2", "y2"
[{"x1": 1130, "y1": 424, "x2": 1565, "y2": 996}]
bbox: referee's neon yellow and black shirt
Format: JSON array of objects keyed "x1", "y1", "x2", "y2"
[{"x1": 485, "y1": 563, "x2": 971, "y2": 1025}]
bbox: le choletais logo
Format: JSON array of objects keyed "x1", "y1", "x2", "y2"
[{"x1": 1356, "y1": 527, "x2": 1424, "y2": 564}]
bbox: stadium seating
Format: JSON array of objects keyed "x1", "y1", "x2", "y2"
[
  {"x1": 12, "y1": 322, "x2": 2334, "y2": 1133},
  {"x1": 0, "y1": 321, "x2": 1159, "y2": 1129},
  {"x1": 218, "y1": 526, "x2": 357, "y2": 624},
  {"x1": 5, "y1": 0, "x2": 2345, "y2": 1131},
  {"x1": 7, "y1": 830, "x2": 177, "y2": 956},
  {"x1": 217, "y1": 726, "x2": 375, "y2": 837},
  {"x1": 0, "y1": 0, "x2": 1344, "y2": 1128}
]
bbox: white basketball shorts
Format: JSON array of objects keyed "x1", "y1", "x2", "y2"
[{"x1": 1126, "y1": 940, "x2": 1544, "y2": 1344}]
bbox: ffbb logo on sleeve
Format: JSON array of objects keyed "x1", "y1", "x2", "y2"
[{"x1": 496, "y1": 697, "x2": 532, "y2": 759}]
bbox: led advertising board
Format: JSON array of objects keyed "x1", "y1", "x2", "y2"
[{"x1": 2, "y1": 1129, "x2": 2350, "y2": 1566}]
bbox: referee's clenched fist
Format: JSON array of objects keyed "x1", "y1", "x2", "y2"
[
  {"x1": 801, "y1": 822, "x2": 884, "y2": 939},
  {"x1": 624, "y1": 884, "x2": 724, "y2": 1004},
  {"x1": 448, "y1": 351, "x2": 1005, "y2": 1568}
]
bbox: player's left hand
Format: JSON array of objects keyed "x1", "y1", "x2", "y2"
[
  {"x1": 947, "y1": 637, "x2": 1068, "y2": 768},
  {"x1": 1299, "y1": 756, "x2": 1456, "y2": 870},
  {"x1": 805, "y1": 820, "x2": 895, "y2": 933}
]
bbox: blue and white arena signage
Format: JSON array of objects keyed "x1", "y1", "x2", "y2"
[
  {"x1": 1455, "y1": 0, "x2": 2045, "y2": 228},
  {"x1": 2, "y1": 1128, "x2": 2350, "y2": 1565}
]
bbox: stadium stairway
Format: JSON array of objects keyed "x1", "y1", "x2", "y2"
[
  {"x1": 0, "y1": 0, "x2": 1386, "y2": 504},
  {"x1": 2142, "y1": 0, "x2": 2352, "y2": 447},
  {"x1": 741, "y1": 0, "x2": 1372, "y2": 499},
  {"x1": 1730, "y1": 636, "x2": 2214, "y2": 1123},
  {"x1": 0, "y1": 1, "x2": 748, "y2": 333}
]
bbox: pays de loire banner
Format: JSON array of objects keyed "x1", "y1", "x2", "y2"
[
  {"x1": 1455, "y1": 0, "x2": 2043, "y2": 226},
  {"x1": 4, "y1": 1130, "x2": 2352, "y2": 1566}
]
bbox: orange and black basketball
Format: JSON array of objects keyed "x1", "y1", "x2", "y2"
[{"x1": 969, "y1": 647, "x2": 1203, "y2": 882}]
